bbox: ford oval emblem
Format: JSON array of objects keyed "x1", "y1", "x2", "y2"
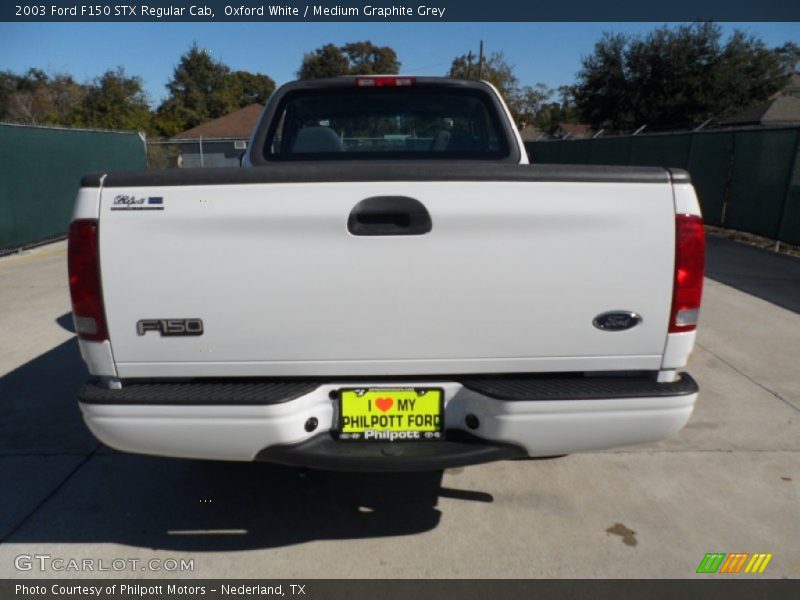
[{"x1": 593, "y1": 311, "x2": 642, "y2": 331}]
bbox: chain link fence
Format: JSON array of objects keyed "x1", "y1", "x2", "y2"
[{"x1": 145, "y1": 138, "x2": 247, "y2": 169}]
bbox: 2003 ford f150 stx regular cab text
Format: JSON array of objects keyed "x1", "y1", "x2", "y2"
[{"x1": 69, "y1": 76, "x2": 705, "y2": 471}]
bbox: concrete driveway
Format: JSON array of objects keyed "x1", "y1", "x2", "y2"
[{"x1": 0, "y1": 235, "x2": 797, "y2": 578}]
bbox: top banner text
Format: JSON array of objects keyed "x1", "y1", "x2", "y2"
[{"x1": 4, "y1": 0, "x2": 800, "y2": 22}]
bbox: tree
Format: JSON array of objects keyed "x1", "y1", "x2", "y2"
[
  {"x1": 774, "y1": 41, "x2": 800, "y2": 76},
  {"x1": 297, "y1": 44, "x2": 348, "y2": 79},
  {"x1": 297, "y1": 41, "x2": 400, "y2": 79},
  {"x1": 156, "y1": 44, "x2": 233, "y2": 135},
  {"x1": 573, "y1": 23, "x2": 796, "y2": 131},
  {"x1": 516, "y1": 84, "x2": 579, "y2": 134},
  {"x1": 73, "y1": 67, "x2": 152, "y2": 132},
  {"x1": 448, "y1": 51, "x2": 519, "y2": 106},
  {"x1": 448, "y1": 50, "x2": 562, "y2": 127},
  {"x1": 228, "y1": 70, "x2": 275, "y2": 106},
  {"x1": 156, "y1": 44, "x2": 275, "y2": 136},
  {"x1": 516, "y1": 83, "x2": 554, "y2": 126},
  {"x1": 341, "y1": 41, "x2": 400, "y2": 75},
  {"x1": 0, "y1": 68, "x2": 84, "y2": 125}
]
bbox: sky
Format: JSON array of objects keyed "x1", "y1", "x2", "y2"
[{"x1": 2, "y1": 21, "x2": 799, "y2": 107}]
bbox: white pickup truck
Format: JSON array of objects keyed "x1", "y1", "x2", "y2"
[{"x1": 69, "y1": 76, "x2": 704, "y2": 471}]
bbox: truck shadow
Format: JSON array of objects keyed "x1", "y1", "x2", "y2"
[
  {"x1": 55, "y1": 312, "x2": 75, "y2": 333},
  {"x1": 0, "y1": 324, "x2": 492, "y2": 551}
]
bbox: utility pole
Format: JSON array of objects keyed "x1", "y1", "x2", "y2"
[
  {"x1": 466, "y1": 50, "x2": 474, "y2": 78},
  {"x1": 477, "y1": 40, "x2": 484, "y2": 80}
]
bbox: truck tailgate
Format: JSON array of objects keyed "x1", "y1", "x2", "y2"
[{"x1": 98, "y1": 179, "x2": 675, "y2": 377}]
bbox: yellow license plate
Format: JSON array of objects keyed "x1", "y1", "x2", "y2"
[{"x1": 337, "y1": 388, "x2": 444, "y2": 442}]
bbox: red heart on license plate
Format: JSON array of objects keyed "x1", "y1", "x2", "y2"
[{"x1": 375, "y1": 397, "x2": 393, "y2": 412}]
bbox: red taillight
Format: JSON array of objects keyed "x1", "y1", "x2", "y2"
[
  {"x1": 355, "y1": 76, "x2": 415, "y2": 87},
  {"x1": 669, "y1": 214, "x2": 705, "y2": 333},
  {"x1": 68, "y1": 219, "x2": 108, "y2": 342}
]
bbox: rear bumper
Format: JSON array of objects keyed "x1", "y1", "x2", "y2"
[
  {"x1": 78, "y1": 374, "x2": 698, "y2": 471},
  {"x1": 258, "y1": 432, "x2": 527, "y2": 472}
]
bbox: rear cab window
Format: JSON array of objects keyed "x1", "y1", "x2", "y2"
[{"x1": 261, "y1": 79, "x2": 513, "y2": 161}]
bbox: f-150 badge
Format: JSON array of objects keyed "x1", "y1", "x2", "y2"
[{"x1": 137, "y1": 319, "x2": 203, "y2": 336}]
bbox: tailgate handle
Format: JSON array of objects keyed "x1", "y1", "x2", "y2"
[{"x1": 348, "y1": 196, "x2": 432, "y2": 236}]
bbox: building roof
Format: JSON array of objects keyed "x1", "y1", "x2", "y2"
[
  {"x1": 518, "y1": 124, "x2": 548, "y2": 141},
  {"x1": 173, "y1": 104, "x2": 263, "y2": 140},
  {"x1": 555, "y1": 123, "x2": 593, "y2": 138},
  {"x1": 722, "y1": 96, "x2": 800, "y2": 126},
  {"x1": 785, "y1": 73, "x2": 800, "y2": 97}
]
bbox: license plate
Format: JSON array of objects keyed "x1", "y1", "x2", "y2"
[{"x1": 337, "y1": 388, "x2": 444, "y2": 442}]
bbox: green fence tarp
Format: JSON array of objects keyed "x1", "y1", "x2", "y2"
[
  {"x1": 684, "y1": 132, "x2": 735, "y2": 227},
  {"x1": 725, "y1": 128, "x2": 800, "y2": 240},
  {"x1": 590, "y1": 137, "x2": 631, "y2": 165},
  {"x1": 0, "y1": 124, "x2": 146, "y2": 251},
  {"x1": 778, "y1": 139, "x2": 800, "y2": 245},
  {"x1": 525, "y1": 126, "x2": 800, "y2": 244},
  {"x1": 629, "y1": 133, "x2": 692, "y2": 169}
]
